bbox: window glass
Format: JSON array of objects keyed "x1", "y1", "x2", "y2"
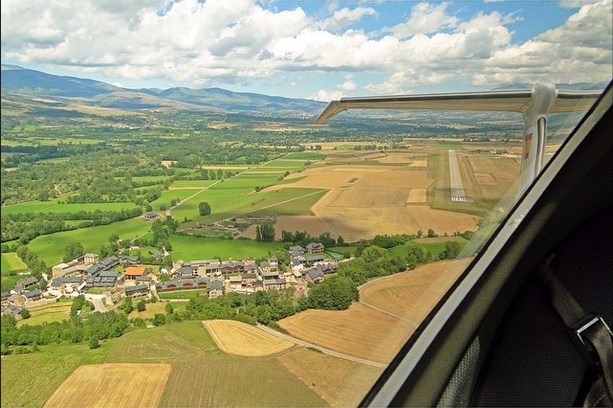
[{"x1": 0, "y1": 1, "x2": 610, "y2": 407}]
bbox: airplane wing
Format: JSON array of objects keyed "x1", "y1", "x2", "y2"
[
  {"x1": 314, "y1": 85, "x2": 602, "y2": 195},
  {"x1": 315, "y1": 88, "x2": 601, "y2": 124}
]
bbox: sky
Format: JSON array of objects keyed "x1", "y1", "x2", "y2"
[{"x1": 1, "y1": 0, "x2": 612, "y2": 100}]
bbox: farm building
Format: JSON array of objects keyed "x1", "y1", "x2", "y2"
[
  {"x1": 124, "y1": 284, "x2": 150, "y2": 298},
  {"x1": 143, "y1": 211, "x2": 158, "y2": 220},
  {"x1": 124, "y1": 266, "x2": 147, "y2": 280},
  {"x1": 306, "y1": 242, "x2": 325, "y2": 253},
  {"x1": 14, "y1": 277, "x2": 38, "y2": 293}
]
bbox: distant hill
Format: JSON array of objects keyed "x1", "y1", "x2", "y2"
[
  {"x1": 494, "y1": 82, "x2": 608, "y2": 91},
  {"x1": 0, "y1": 64, "x2": 325, "y2": 113}
]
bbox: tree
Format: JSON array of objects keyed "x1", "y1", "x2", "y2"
[
  {"x1": 307, "y1": 276, "x2": 359, "y2": 310},
  {"x1": 427, "y1": 228, "x2": 436, "y2": 238},
  {"x1": 88, "y1": 336, "x2": 100, "y2": 349},
  {"x1": 63, "y1": 242, "x2": 84, "y2": 262},
  {"x1": 257, "y1": 223, "x2": 275, "y2": 242},
  {"x1": 198, "y1": 202, "x2": 211, "y2": 216},
  {"x1": 439, "y1": 241, "x2": 464, "y2": 260},
  {"x1": 19, "y1": 309, "x2": 31, "y2": 319},
  {"x1": 152, "y1": 313, "x2": 166, "y2": 326},
  {"x1": 122, "y1": 298, "x2": 133, "y2": 314},
  {"x1": 165, "y1": 303, "x2": 175, "y2": 314},
  {"x1": 136, "y1": 300, "x2": 146, "y2": 312}
]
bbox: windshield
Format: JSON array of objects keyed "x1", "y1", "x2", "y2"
[{"x1": 1, "y1": 1, "x2": 611, "y2": 407}]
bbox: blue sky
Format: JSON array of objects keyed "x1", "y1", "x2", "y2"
[{"x1": 1, "y1": 0, "x2": 611, "y2": 99}]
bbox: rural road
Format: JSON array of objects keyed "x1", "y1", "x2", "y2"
[
  {"x1": 84, "y1": 294, "x2": 107, "y2": 312},
  {"x1": 256, "y1": 323, "x2": 387, "y2": 368}
]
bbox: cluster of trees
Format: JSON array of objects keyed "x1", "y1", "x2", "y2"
[
  {"x1": 0, "y1": 310, "x2": 129, "y2": 355},
  {"x1": 0, "y1": 143, "x2": 106, "y2": 169},
  {"x1": 190, "y1": 169, "x2": 236, "y2": 181},
  {"x1": 337, "y1": 245, "x2": 410, "y2": 286},
  {"x1": 255, "y1": 223, "x2": 275, "y2": 242},
  {"x1": 280, "y1": 230, "x2": 343, "y2": 248},
  {"x1": 14, "y1": 246, "x2": 48, "y2": 279}
]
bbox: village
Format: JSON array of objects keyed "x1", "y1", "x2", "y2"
[{"x1": 1, "y1": 242, "x2": 338, "y2": 317}]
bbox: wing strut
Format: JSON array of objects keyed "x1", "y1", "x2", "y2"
[{"x1": 315, "y1": 83, "x2": 600, "y2": 194}]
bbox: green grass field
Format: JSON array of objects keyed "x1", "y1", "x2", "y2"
[
  {"x1": 1, "y1": 342, "x2": 111, "y2": 408},
  {"x1": 1, "y1": 252, "x2": 27, "y2": 272},
  {"x1": 1, "y1": 200, "x2": 139, "y2": 215},
  {"x1": 106, "y1": 321, "x2": 327, "y2": 407},
  {"x1": 169, "y1": 179, "x2": 217, "y2": 188},
  {"x1": 158, "y1": 289, "x2": 207, "y2": 300},
  {"x1": 150, "y1": 189, "x2": 200, "y2": 211},
  {"x1": 17, "y1": 301, "x2": 73, "y2": 327},
  {"x1": 1, "y1": 252, "x2": 29, "y2": 291},
  {"x1": 284, "y1": 152, "x2": 326, "y2": 160},
  {"x1": 1, "y1": 274, "x2": 24, "y2": 292},
  {"x1": 245, "y1": 188, "x2": 327, "y2": 216},
  {"x1": 169, "y1": 235, "x2": 282, "y2": 261},
  {"x1": 259, "y1": 160, "x2": 307, "y2": 169},
  {"x1": 27, "y1": 217, "x2": 151, "y2": 266},
  {"x1": 172, "y1": 174, "x2": 282, "y2": 222}
]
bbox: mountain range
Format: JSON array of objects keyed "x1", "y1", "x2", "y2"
[{"x1": 0, "y1": 64, "x2": 325, "y2": 113}]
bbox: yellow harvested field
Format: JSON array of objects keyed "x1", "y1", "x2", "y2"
[
  {"x1": 461, "y1": 155, "x2": 520, "y2": 201},
  {"x1": 260, "y1": 161, "x2": 478, "y2": 240},
  {"x1": 312, "y1": 199, "x2": 478, "y2": 242},
  {"x1": 204, "y1": 320, "x2": 294, "y2": 356},
  {"x1": 407, "y1": 188, "x2": 427, "y2": 203},
  {"x1": 279, "y1": 303, "x2": 414, "y2": 364},
  {"x1": 44, "y1": 364, "x2": 171, "y2": 408},
  {"x1": 409, "y1": 160, "x2": 427, "y2": 167},
  {"x1": 374, "y1": 152, "x2": 414, "y2": 164},
  {"x1": 278, "y1": 348, "x2": 384, "y2": 407},
  {"x1": 330, "y1": 185, "x2": 411, "y2": 207},
  {"x1": 360, "y1": 259, "x2": 472, "y2": 325},
  {"x1": 279, "y1": 260, "x2": 472, "y2": 366}
]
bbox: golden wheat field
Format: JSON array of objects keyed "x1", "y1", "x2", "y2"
[
  {"x1": 280, "y1": 260, "x2": 472, "y2": 364},
  {"x1": 203, "y1": 320, "x2": 294, "y2": 356},
  {"x1": 44, "y1": 363, "x2": 171, "y2": 408}
]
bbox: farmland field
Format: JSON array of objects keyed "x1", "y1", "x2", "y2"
[
  {"x1": 204, "y1": 320, "x2": 294, "y2": 356},
  {"x1": 44, "y1": 363, "x2": 171, "y2": 408},
  {"x1": 280, "y1": 259, "x2": 472, "y2": 364},
  {"x1": 27, "y1": 217, "x2": 151, "y2": 266},
  {"x1": 169, "y1": 235, "x2": 282, "y2": 260},
  {"x1": 1, "y1": 342, "x2": 110, "y2": 408},
  {"x1": 106, "y1": 321, "x2": 327, "y2": 407},
  {"x1": 1, "y1": 252, "x2": 27, "y2": 272},
  {"x1": 158, "y1": 289, "x2": 207, "y2": 300},
  {"x1": 169, "y1": 179, "x2": 217, "y2": 188},
  {"x1": 278, "y1": 348, "x2": 383, "y2": 407},
  {"x1": 279, "y1": 303, "x2": 413, "y2": 364},
  {"x1": 151, "y1": 188, "x2": 201, "y2": 211},
  {"x1": 359, "y1": 259, "x2": 472, "y2": 323},
  {"x1": 127, "y1": 300, "x2": 187, "y2": 319},
  {"x1": 17, "y1": 301, "x2": 73, "y2": 326}
]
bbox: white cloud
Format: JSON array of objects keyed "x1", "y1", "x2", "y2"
[
  {"x1": 386, "y1": 2, "x2": 457, "y2": 38},
  {"x1": 476, "y1": 0, "x2": 612, "y2": 86},
  {"x1": 309, "y1": 89, "x2": 344, "y2": 101},
  {"x1": 319, "y1": 7, "x2": 376, "y2": 31},
  {"x1": 1, "y1": 0, "x2": 611, "y2": 95}
]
